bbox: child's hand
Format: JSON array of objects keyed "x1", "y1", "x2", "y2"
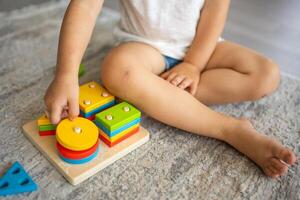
[
  {"x1": 160, "y1": 62, "x2": 201, "y2": 95},
  {"x1": 44, "y1": 74, "x2": 79, "y2": 124}
]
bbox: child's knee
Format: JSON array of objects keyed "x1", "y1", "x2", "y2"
[
  {"x1": 259, "y1": 58, "x2": 280, "y2": 91},
  {"x1": 101, "y1": 49, "x2": 140, "y2": 95},
  {"x1": 250, "y1": 57, "x2": 280, "y2": 100}
]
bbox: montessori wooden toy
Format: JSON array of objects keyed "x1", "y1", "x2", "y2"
[
  {"x1": 37, "y1": 114, "x2": 56, "y2": 136},
  {"x1": 22, "y1": 81, "x2": 149, "y2": 185},
  {"x1": 56, "y1": 117, "x2": 100, "y2": 164},
  {"x1": 95, "y1": 102, "x2": 141, "y2": 147},
  {"x1": 22, "y1": 120, "x2": 149, "y2": 185},
  {"x1": 79, "y1": 81, "x2": 115, "y2": 120},
  {"x1": 0, "y1": 162, "x2": 37, "y2": 196}
]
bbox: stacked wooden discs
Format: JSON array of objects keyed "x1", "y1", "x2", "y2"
[
  {"x1": 56, "y1": 117, "x2": 99, "y2": 164},
  {"x1": 94, "y1": 102, "x2": 141, "y2": 147},
  {"x1": 79, "y1": 81, "x2": 115, "y2": 120}
]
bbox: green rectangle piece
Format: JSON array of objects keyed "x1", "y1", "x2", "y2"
[
  {"x1": 38, "y1": 124, "x2": 56, "y2": 131},
  {"x1": 95, "y1": 102, "x2": 141, "y2": 131},
  {"x1": 78, "y1": 64, "x2": 85, "y2": 77}
]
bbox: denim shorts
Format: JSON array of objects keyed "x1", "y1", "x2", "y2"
[{"x1": 163, "y1": 55, "x2": 182, "y2": 71}]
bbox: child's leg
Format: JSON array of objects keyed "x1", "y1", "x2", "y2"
[
  {"x1": 195, "y1": 41, "x2": 280, "y2": 105},
  {"x1": 101, "y1": 42, "x2": 296, "y2": 178},
  {"x1": 101, "y1": 42, "x2": 229, "y2": 139}
]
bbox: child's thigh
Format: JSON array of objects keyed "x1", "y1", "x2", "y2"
[
  {"x1": 205, "y1": 41, "x2": 279, "y2": 75},
  {"x1": 102, "y1": 42, "x2": 165, "y2": 75}
]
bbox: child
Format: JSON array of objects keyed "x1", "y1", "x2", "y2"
[{"x1": 44, "y1": 0, "x2": 296, "y2": 178}]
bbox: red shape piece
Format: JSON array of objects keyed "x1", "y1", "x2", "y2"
[
  {"x1": 39, "y1": 130, "x2": 56, "y2": 136},
  {"x1": 99, "y1": 127, "x2": 139, "y2": 147},
  {"x1": 79, "y1": 114, "x2": 95, "y2": 121},
  {"x1": 56, "y1": 140, "x2": 99, "y2": 160}
]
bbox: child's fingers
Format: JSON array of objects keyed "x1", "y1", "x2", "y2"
[
  {"x1": 61, "y1": 109, "x2": 69, "y2": 119},
  {"x1": 160, "y1": 71, "x2": 170, "y2": 79},
  {"x1": 49, "y1": 105, "x2": 63, "y2": 125},
  {"x1": 68, "y1": 98, "x2": 79, "y2": 120},
  {"x1": 178, "y1": 78, "x2": 192, "y2": 89},
  {"x1": 171, "y1": 75, "x2": 185, "y2": 86},
  {"x1": 166, "y1": 72, "x2": 177, "y2": 82},
  {"x1": 189, "y1": 82, "x2": 198, "y2": 96}
]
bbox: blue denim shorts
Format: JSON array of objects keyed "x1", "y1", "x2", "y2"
[{"x1": 163, "y1": 55, "x2": 182, "y2": 71}]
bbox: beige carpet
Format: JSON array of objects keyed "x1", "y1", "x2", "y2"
[{"x1": 0, "y1": 1, "x2": 299, "y2": 199}]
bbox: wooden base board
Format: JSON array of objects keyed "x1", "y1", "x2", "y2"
[{"x1": 22, "y1": 120, "x2": 150, "y2": 185}]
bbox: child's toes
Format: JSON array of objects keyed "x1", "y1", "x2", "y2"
[
  {"x1": 275, "y1": 148, "x2": 296, "y2": 165},
  {"x1": 264, "y1": 166, "x2": 279, "y2": 178},
  {"x1": 270, "y1": 158, "x2": 288, "y2": 176},
  {"x1": 286, "y1": 149, "x2": 297, "y2": 165}
]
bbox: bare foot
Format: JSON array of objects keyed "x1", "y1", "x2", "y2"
[{"x1": 224, "y1": 119, "x2": 297, "y2": 178}]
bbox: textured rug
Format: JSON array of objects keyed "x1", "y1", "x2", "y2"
[{"x1": 0, "y1": 2, "x2": 299, "y2": 200}]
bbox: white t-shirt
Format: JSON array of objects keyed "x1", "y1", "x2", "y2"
[{"x1": 114, "y1": 0, "x2": 206, "y2": 59}]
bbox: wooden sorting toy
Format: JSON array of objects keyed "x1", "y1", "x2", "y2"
[
  {"x1": 22, "y1": 120, "x2": 149, "y2": 185},
  {"x1": 22, "y1": 81, "x2": 149, "y2": 185},
  {"x1": 56, "y1": 117, "x2": 99, "y2": 164},
  {"x1": 95, "y1": 102, "x2": 141, "y2": 147},
  {"x1": 79, "y1": 81, "x2": 115, "y2": 119},
  {"x1": 37, "y1": 114, "x2": 56, "y2": 136}
]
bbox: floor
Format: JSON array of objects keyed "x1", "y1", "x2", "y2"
[
  {"x1": 0, "y1": 0, "x2": 57, "y2": 11},
  {"x1": 0, "y1": 1, "x2": 299, "y2": 200},
  {"x1": 224, "y1": 0, "x2": 300, "y2": 78}
]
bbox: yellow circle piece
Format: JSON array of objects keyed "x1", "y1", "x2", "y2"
[{"x1": 56, "y1": 117, "x2": 99, "y2": 151}]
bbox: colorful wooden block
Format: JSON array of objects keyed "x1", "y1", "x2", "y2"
[
  {"x1": 38, "y1": 124, "x2": 56, "y2": 132},
  {"x1": 56, "y1": 117, "x2": 99, "y2": 151},
  {"x1": 78, "y1": 64, "x2": 85, "y2": 77},
  {"x1": 99, "y1": 124, "x2": 139, "y2": 142},
  {"x1": 37, "y1": 114, "x2": 56, "y2": 136},
  {"x1": 80, "y1": 100, "x2": 115, "y2": 118},
  {"x1": 79, "y1": 114, "x2": 95, "y2": 121},
  {"x1": 99, "y1": 127, "x2": 139, "y2": 147},
  {"x1": 56, "y1": 140, "x2": 99, "y2": 160},
  {"x1": 0, "y1": 162, "x2": 37, "y2": 196},
  {"x1": 79, "y1": 81, "x2": 115, "y2": 113},
  {"x1": 94, "y1": 118, "x2": 140, "y2": 137},
  {"x1": 95, "y1": 102, "x2": 141, "y2": 132},
  {"x1": 37, "y1": 114, "x2": 52, "y2": 126},
  {"x1": 38, "y1": 130, "x2": 56, "y2": 136}
]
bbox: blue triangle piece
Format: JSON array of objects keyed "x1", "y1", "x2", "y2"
[{"x1": 0, "y1": 161, "x2": 38, "y2": 196}]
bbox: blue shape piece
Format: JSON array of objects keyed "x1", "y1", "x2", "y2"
[
  {"x1": 0, "y1": 162, "x2": 38, "y2": 196},
  {"x1": 59, "y1": 147, "x2": 99, "y2": 165},
  {"x1": 94, "y1": 118, "x2": 141, "y2": 137},
  {"x1": 80, "y1": 100, "x2": 115, "y2": 118}
]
